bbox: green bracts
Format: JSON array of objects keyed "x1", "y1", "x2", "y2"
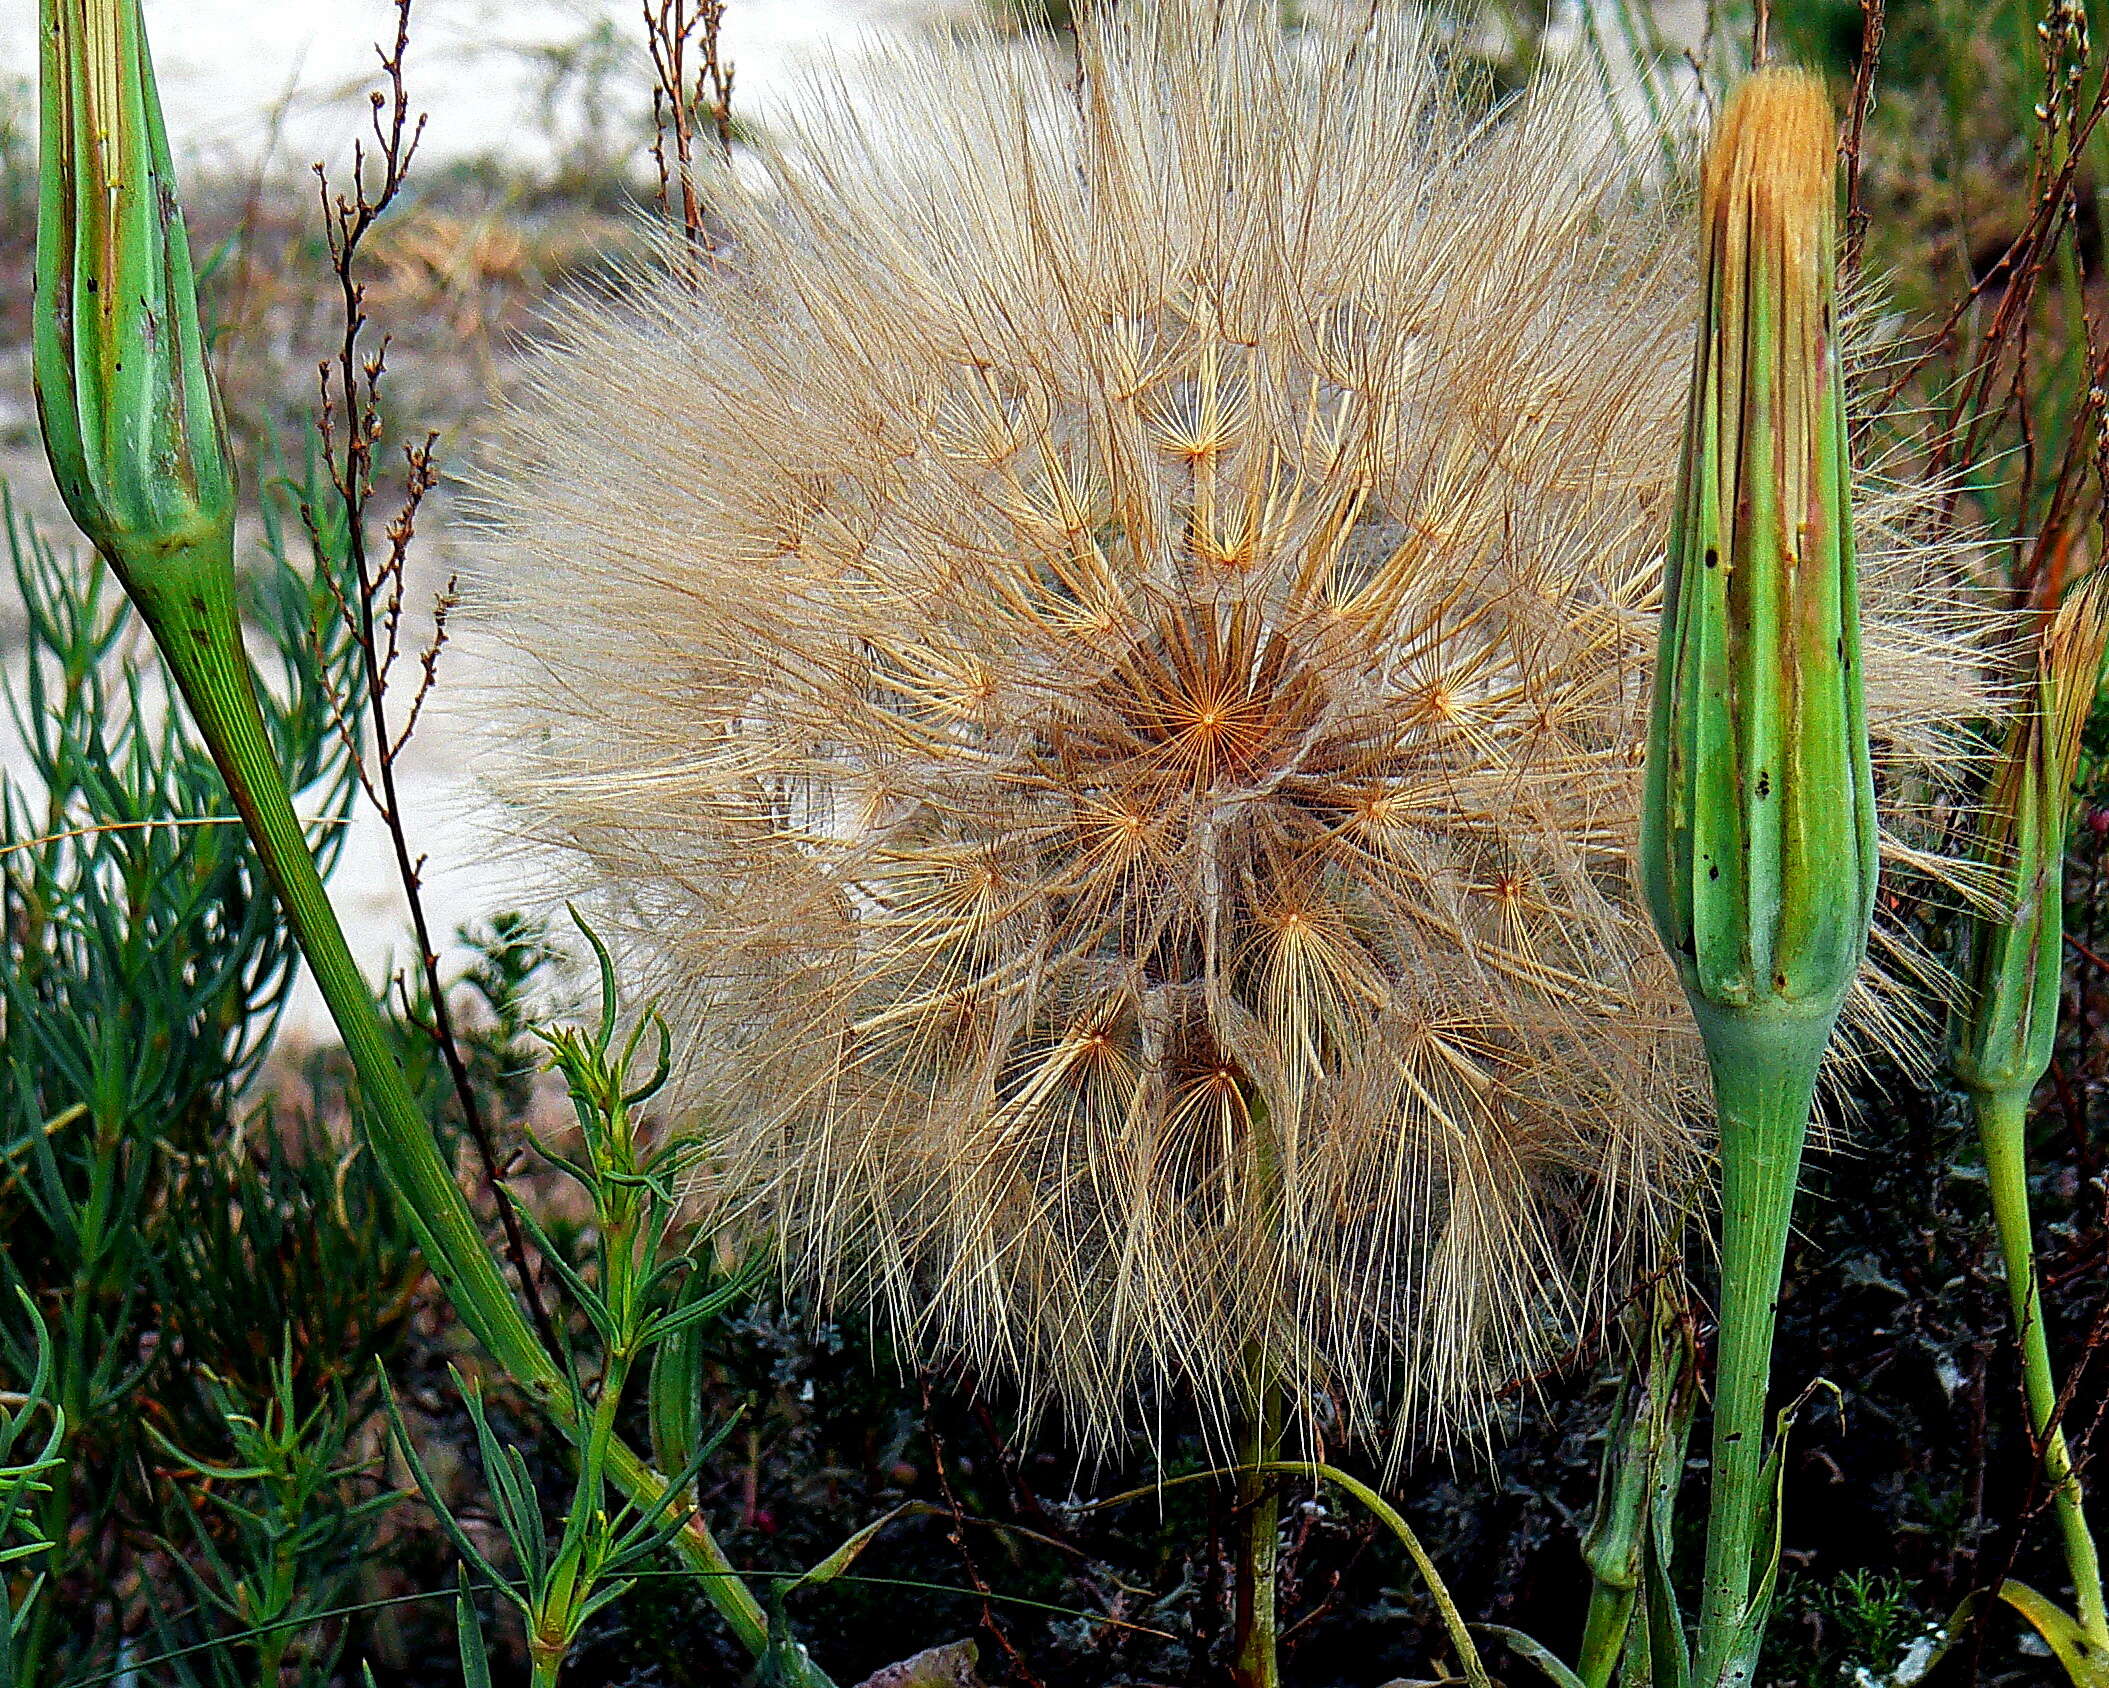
[
  {"x1": 1640, "y1": 70, "x2": 1873, "y2": 1688},
  {"x1": 34, "y1": 0, "x2": 235, "y2": 622},
  {"x1": 1956, "y1": 582, "x2": 2108, "y2": 1098},
  {"x1": 1641, "y1": 67, "x2": 1876, "y2": 1032}
]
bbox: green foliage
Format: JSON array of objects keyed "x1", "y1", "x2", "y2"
[
  {"x1": 142, "y1": 1338, "x2": 400, "y2": 1688},
  {"x1": 1764, "y1": 1570, "x2": 1932, "y2": 1687},
  {"x1": 0, "y1": 1300, "x2": 64, "y2": 1688},
  {"x1": 389, "y1": 922, "x2": 750, "y2": 1685},
  {"x1": 0, "y1": 472, "x2": 406, "y2": 1680}
]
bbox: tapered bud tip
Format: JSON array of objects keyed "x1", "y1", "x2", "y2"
[
  {"x1": 1702, "y1": 70, "x2": 1837, "y2": 278},
  {"x1": 2041, "y1": 572, "x2": 2109, "y2": 786},
  {"x1": 1954, "y1": 572, "x2": 2109, "y2": 1097}
]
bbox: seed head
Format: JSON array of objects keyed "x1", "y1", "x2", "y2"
[{"x1": 481, "y1": 7, "x2": 1984, "y2": 1451}]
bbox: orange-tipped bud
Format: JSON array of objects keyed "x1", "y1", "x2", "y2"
[
  {"x1": 1955, "y1": 575, "x2": 2109, "y2": 1098},
  {"x1": 1642, "y1": 69, "x2": 1874, "y2": 1051}
]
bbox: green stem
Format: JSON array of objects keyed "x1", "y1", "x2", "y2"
[
  {"x1": 1977, "y1": 1085, "x2": 2109, "y2": 1650},
  {"x1": 1233, "y1": 1360, "x2": 1284, "y2": 1688},
  {"x1": 1085, "y1": 1458, "x2": 1491, "y2": 1688},
  {"x1": 1261, "y1": 1463, "x2": 1492, "y2": 1688},
  {"x1": 1577, "y1": 1369, "x2": 1647, "y2": 1688},
  {"x1": 1578, "y1": 1282, "x2": 1697, "y2": 1688},
  {"x1": 1576, "y1": 1581, "x2": 1634, "y2": 1688},
  {"x1": 1691, "y1": 1007, "x2": 1829, "y2": 1688},
  {"x1": 121, "y1": 549, "x2": 821, "y2": 1684}
]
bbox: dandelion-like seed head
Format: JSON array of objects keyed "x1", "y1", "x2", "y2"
[{"x1": 481, "y1": 6, "x2": 1983, "y2": 1453}]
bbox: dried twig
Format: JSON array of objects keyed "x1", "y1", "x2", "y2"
[
  {"x1": 1874, "y1": 72, "x2": 2109, "y2": 543},
  {"x1": 1840, "y1": 0, "x2": 1885, "y2": 280},
  {"x1": 920, "y1": 1376, "x2": 1050, "y2": 1688},
  {"x1": 305, "y1": 0, "x2": 561, "y2": 1362},
  {"x1": 645, "y1": 0, "x2": 735, "y2": 252}
]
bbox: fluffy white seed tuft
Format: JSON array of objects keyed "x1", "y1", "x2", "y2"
[{"x1": 476, "y1": 5, "x2": 1984, "y2": 1454}]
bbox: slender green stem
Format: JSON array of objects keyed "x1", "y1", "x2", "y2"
[
  {"x1": 1977, "y1": 1085, "x2": 2109, "y2": 1650},
  {"x1": 1081, "y1": 1457, "x2": 1491, "y2": 1688},
  {"x1": 1232, "y1": 1359, "x2": 1284, "y2": 1688},
  {"x1": 1577, "y1": 1365, "x2": 1648, "y2": 1688},
  {"x1": 1576, "y1": 1581, "x2": 1634, "y2": 1688},
  {"x1": 1260, "y1": 1462, "x2": 1492, "y2": 1688},
  {"x1": 1692, "y1": 1007, "x2": 1829, "y2": 1688},
  {"x1": 121, "y1": 553, "x2": 823, "y2": 1684}
]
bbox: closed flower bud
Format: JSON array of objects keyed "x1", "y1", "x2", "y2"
[
  {"x1": 34, "y1": 0, "x2": 236, "y2": 620},
  {"x1": 1954, "y1": 575, "x2": 2109, "y2": 1663},
  {"x1": 1641, "y1": 72, "x2": 1885, "y2": 1686},
  {"x1": 1955, "y1": 575, "x2": 2109, "y2": 1098},
  {"x1": 1641, "y1": 69, "x2": 1876, "y2": 1058}
]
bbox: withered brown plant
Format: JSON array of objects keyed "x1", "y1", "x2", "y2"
[{"x1": 480, "y1": 4, "x2": 1982, "y2": 1452}]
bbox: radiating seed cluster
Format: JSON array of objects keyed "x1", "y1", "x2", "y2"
[{"x1": 479, "y1": 5, "x2": 1984, "y2": 1452}]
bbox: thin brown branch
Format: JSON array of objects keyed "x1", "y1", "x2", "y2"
[
  {"x1": 920, "y1": 1376, "x2": 1049, "y2": 1688},
  {"x1": 395, "y1": 576, "x2": 455, "y2": 764},
  {"x1": 307, "y1": 0, "x2": 562, "y2": 1364},
  {"x1": 1864, "y1": 67, "x2": 2109, "y2": 571},
  {"x1": 645, "y1": 0, "x2": 735, "y2": 253},
  {"x1": 1841, "y1": 0, "x2": 1885, "y2": 281}
]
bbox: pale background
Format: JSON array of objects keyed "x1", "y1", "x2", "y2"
[
  {"x1": 0, "y1": 0, "x2": 944, "y2": 1032},
  {"x1": 0, "y1": 1, "x2": 925, "y2": 169}
]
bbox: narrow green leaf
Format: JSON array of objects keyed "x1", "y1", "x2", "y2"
[
  {"x1": 1997, "y1": 1582, "x2": 2109, "y2": 1687},
  {"x1": 456, "y1": 1569, "x2": 494, "y2": 1688},
  {"x1": 1481, "y1": 1626, "x2": 1591, "y2": 1688}
]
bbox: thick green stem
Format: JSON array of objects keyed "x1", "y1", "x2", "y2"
[
  {"x1": 1233, "y1": 1361, "x2": 1284, "y2": 1688},
  {"x1": 121, "y1": 553, "x2": 819, "y2": 1684},
  {"x1": 1692, "y1": 1007, "x2": 1828, "y2": 1688},
  {"x1": 1575, "y1": 1572, "x2": 1636, "y2": 1688},
  {"x1": 1577, "y1": 1569, "x2": 1636, "y2": 1687},
  {"x1": 1977, "y1": 1085, "x2": 2109, "y2": 1649}
]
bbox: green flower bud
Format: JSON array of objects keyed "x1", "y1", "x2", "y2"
[
  {"x1": 1954, "y1": 580, "x2": 2109, "y2": 1660},
  {"x1": 34, "y1": 0, "x2": 236, "y2": 621},
  {"x1": 1640, "y1": 68, "x2": 1876, "y2": 1056},
  {"x1": 1954, "y1": 576, "x2": 2109, "y2": 1099},
  {"x1": 1641, "y1": 73, "x2": 1878, "y2": 1687}
]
